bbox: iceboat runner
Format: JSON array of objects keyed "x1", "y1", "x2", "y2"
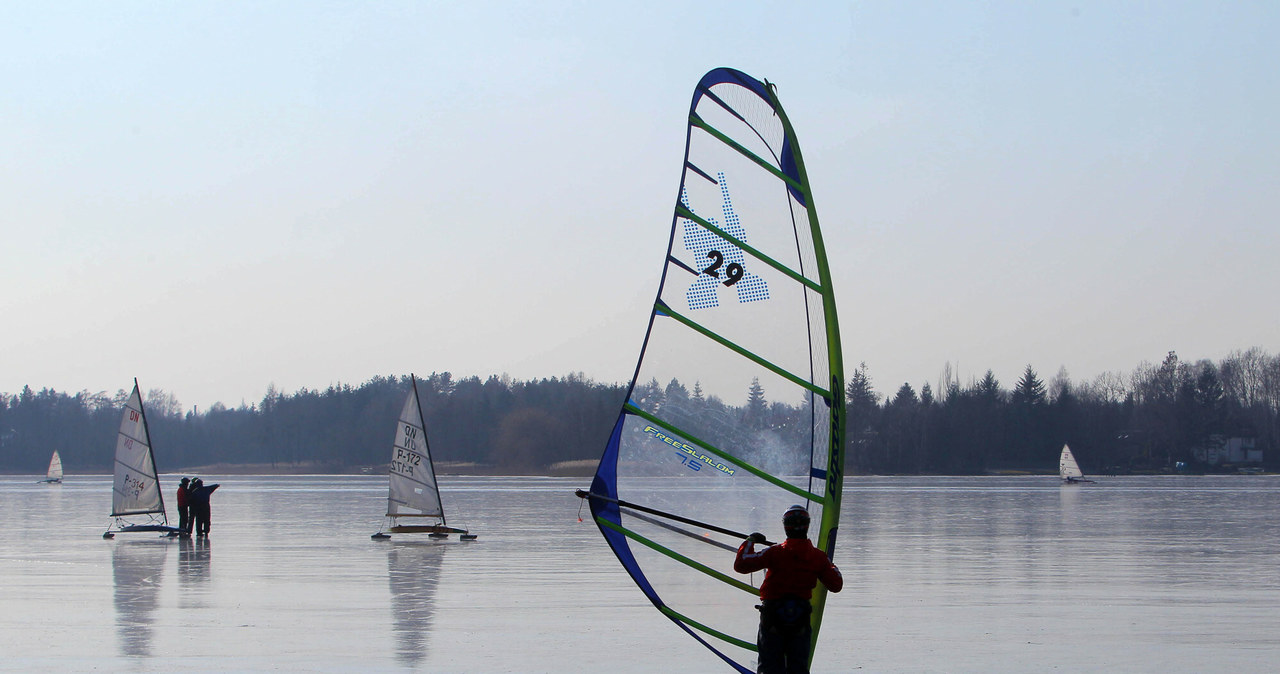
[
  {"x1": 576, "y1": 68, "x2": 846, "y2": 672},
  {"x1": 103, "y1": 379, "x2": 184, "y2": 538},
  {"x1": 372, "y1": 374, "x2": 476, "y2": 540}
]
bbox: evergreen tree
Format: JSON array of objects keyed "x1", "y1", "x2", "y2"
[
  {"x1": 1011, "y1": 365, "x2": 1046, "y2": 407},
  {"x1": 890, "y1": 383, "x2": 918, "y2": 407},
  {"x1": 845, "y1": 363, "x2": 880, "y2": 472},
  {"x1": 1008, "y1": 365, "x2": 1049, "y2": 466},
  {"x1": 744, "y1": 377, "x2": 768, "y2": 430},
  {"x1": 665, "y1": 378, "x2": 689, "y2": 401},
  {"x1": 977, "y1": 370, "x2": 1003, "y2": 403}
]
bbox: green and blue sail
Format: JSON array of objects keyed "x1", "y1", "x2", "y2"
[{"x1": 584, "y1": 68, "x2": 846, "y2": 672}]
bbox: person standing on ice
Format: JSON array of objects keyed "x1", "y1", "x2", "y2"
[
  {"x1": 734, "y1": 505, "x2": 843, "y2": 674},
  {"x1": 188, "y1": 478, "x2": 220, "y2": 537},
  {"x1": 176, "y1": 477, "x2": 192, "y2": 535}
]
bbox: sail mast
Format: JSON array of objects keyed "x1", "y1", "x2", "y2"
[
  {"x1": 134, "y1": 379, "x2": 169, "y2": 524},
  {"x1": 410, "y1": 373, "x2": 445, "y2": 528},
  {"x1": 764, "y1": 80, "x2": 846, "y2": 658}
]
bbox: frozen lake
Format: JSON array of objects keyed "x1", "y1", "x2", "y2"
[{"x1": 1, "y1": 474, "x2": 1277, "y2": 672}]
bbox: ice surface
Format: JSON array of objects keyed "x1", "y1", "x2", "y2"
[{"x1": 1, "y1": 474, "x2": 1277, "y2": 672}]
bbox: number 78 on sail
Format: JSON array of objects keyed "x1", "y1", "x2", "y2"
[{"x1": 578, "y1": 68, "x2": 846, "y2": 673}]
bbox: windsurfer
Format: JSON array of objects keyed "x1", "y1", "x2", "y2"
[{"x1": 734, "y1": 505, "x2": 843, "y2": 674}]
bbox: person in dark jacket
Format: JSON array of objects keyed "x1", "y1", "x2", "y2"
[
  {"x1": 176, "y1": 477, "x2": 192, "y2": 535},
  {"x1": 188, "y1": 478, "x2": 221, "y2": 537},
  {"x1": 734, "y1": 505, "x2": 843, "y2": 674}
]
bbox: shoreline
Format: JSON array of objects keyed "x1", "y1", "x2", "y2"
[{"x1": 4, "y1": 465, "x2": 1268, "y2": 478}]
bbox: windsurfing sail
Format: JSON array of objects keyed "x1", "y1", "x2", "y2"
[
  {"x1": 42, "y1": 450, "x2": 63, "y2": 483},
  {"x1": 104, "y1": 379, "x2": 180, "y2": 537},
  {"x1": 372, "y1": 374, "x2": 474, "y2": 539},
  {"x1": 1059, "y1": 444, "x2": 1091, "y2": 483},
  {"x1": 577, "y1": 68, "x2": 845, "y2": 672}
]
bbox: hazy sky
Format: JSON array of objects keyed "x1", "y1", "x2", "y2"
[{"x1": 3, "y1": 1, "x2": 1277, "y2": 411}]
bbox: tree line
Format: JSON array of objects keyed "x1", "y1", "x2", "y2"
[
  {"x1": 847, "y1": 348, "x2": 1278, "y2": 474},
  {"x1": 1, "y1": 347, "x2": 1276, "y2": 475},
  {"x1": 0, "y1": 373, "x2": 624, "y2": 475}
]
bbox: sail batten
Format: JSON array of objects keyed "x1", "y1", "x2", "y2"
[
  {"x1": 659, "y1": 606, "x2": 759, "y2": 652},
  {"x1": 583, "y1": 68, "x2": 845, "y2": 672},
  {"x1": 622, "y1": 404, "x2": 824, "y2": 502},
  {"x1": 685, "y1": 161, "x2": 719, "y2": 185},
  {"x1": 689, "y1": 115, "x2": 802, "y2": 191},
  {"x1": 655, "y1": 302, "x2": 830, "y2": 397},
  {"x1": 621, "y1": 509, "x2": 743, "y2": 553},
  {"x1": 674, "y1": 205, "x2": 822, "y2": 292},
  {"x1": 598, "y1": 517, "x2": 759, "y2": 594}
]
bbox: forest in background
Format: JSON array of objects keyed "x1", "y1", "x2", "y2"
[{"x1": 1, "y1": 348, "x2": 1276, "y2": 476}]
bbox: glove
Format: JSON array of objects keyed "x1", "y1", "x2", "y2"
[{"x1": 748, "y1": 532, "x2": 767, "y2": 544}]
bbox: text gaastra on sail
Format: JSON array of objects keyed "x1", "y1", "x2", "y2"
[
  {"x1": 576, "y1": 68, "x2": 846, "y2": 672},
  {"x1": 372, "y1": 374, "x2": 476, "y2": 540}
]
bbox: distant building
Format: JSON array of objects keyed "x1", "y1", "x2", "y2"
[{"x1": 1193, "y1": 435, "x2": 1262, "y2": 466}]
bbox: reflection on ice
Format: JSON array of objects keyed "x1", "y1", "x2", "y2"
[
  {"x1": 388, "y1": 542, "x2": 448, "y2": 665},
  {"x1": 177, "y1": 536, "x2": 212, "y2": 601},
  {"x1": 110, "y1": 540, "x2": 171, "y2": 657}
]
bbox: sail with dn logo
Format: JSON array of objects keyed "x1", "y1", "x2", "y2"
[
  {"x1": 104, "y1": 379, "x2": 183, "y2": 538},
  {"x1": 371, "y1": 374, "x2": 477, "y2": 541}
]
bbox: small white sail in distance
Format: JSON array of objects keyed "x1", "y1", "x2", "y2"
[
  {"x1": 47, "y1": 450, "x2": 63, "y2": 482},
  {"x1": 1060, "y1": 444, "x2": 1089, "y2": 483}
]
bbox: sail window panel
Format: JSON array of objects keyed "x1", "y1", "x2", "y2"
[
  {"x1": 803, "y1": 285, "x2": 833, "y2": 374},
  {"x1": 789, "y1": 196, "x2": 821, "y2": 284},
  {"x1": 695, "y1": 82, "x2": 786, "y2": 171},
  {"x1": 608, "y1": 445, "x2": 828, "y2": 651},
  {"x1": 609, "y1": 465, "x2": 811, "y2": 548},
  {"x1": 625, "y1": 539, "x2": 760, "y2": 657},
  {"x1": 609, "y1": 416, "x2": 829, "y2": 516},
  {"x1": 679, "y1": 136, "x2": 818, "y2": 287},
  {"x1": 623, "y1": 356, "x2": 829, "y2": 512},
  {"x1": 657, "y1": 264, "x2": 821, "y2": 388},
  {"x1": 674, "y1": 168, "x2": 810, "y2": 286},
  {"x1": 635, "y1": 318, "x2": 824, "y2": 427}
]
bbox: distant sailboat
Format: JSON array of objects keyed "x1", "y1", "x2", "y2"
[
  {"x1": 372, "y1": 374, "x2": 476, "y2": 540},
  {"x1": 39, "y1": 450, "x2": 63, "y2": 483},
  {"x1": 103, "y1": 379, "x2": 184, "y2": 538},
  {"x1": 1059, "y1": 444, "x2": 1094, "y2": 484}
]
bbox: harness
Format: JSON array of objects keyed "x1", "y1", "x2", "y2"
[{"x1": 757, "y1": 597, "x2": 812, "y2": 635}]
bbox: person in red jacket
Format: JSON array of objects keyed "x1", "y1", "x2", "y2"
[
  {"x1": 734, "y1": 505, "x2": 843, "y2": 674},
  {"x1": 176, "y1": 477, "x2": 191, "y2": 536}
]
